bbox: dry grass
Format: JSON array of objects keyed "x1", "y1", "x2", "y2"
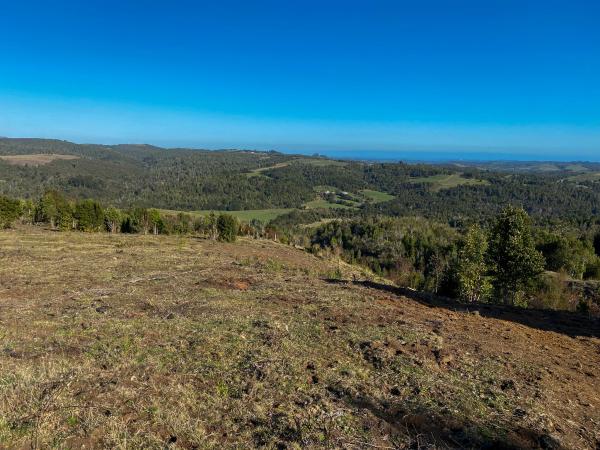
[
  {"x1": 0, "y1": 154, "x2": 80, "y2": 166},
  {"x1": 0, "y1": 228, "x2": 598, "y2": 449},
  {"x1": 408, "y1": 174, "x2": 489, "y2": 192}
]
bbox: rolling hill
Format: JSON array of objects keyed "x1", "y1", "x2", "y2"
[{"x1": 2, "y1": 138, "x2": 600, "y2": 225}]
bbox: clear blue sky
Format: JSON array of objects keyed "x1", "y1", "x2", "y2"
[{"x1": 1, "y1": 0, "x2": 599, "y2": 160}]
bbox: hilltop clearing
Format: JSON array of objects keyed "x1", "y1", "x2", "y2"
[
  {"x1": 407, "y1": 173, "x2": 489, "y2": 192},
  {"x1": 0, "y1": 154, "x2": 80, "y2": 166},
  {"x1": 0, "y1": 228, "x2": 598, "y2": 449}
]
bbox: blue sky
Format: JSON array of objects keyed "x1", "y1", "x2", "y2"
[{"x1": 1, "y1": 0, "x2": 599, "y2": 160}]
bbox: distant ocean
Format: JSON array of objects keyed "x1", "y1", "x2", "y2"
[{"x1": 284, "y1": 149, "x2": 600, "y2": 163}]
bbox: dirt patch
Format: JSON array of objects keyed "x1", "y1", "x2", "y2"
[
  {"x1": 196, "y1": 277, "x2": 251, "y2": 290},
  {"x1": 0, "y1": 153, "x2": 79, "y2": 166}
]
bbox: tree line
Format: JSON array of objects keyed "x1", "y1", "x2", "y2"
[
  {"x1": 0, "y1": 191, "x2": 251, "y2": 243},
  {"x1": 310, "y1": 206, "x2": 600, "y2": 312}
]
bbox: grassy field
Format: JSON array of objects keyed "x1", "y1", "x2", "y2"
[
  {"x1": 565, "y1": 172, "x2": 600, "y2": 182},
  {"x1": 303, "y1": 198, "x2": 357, "y2": 209},
  {"x1": 307, "y1": 186, "x2": 390, "y2": 210},
  {"x1": 245, "y1": 162, "x2": 291, "y2": 178},
  {"x1": 409, "y1": 173, "x2": 489, "y2": 192},
  {"x1": 0, "y1": 228, "x2": 598, "y2": 449},
  {"x1": 564, "y1": 164, "x2": 591, "y2": 172},
  {"x1": 159, "y1": 208, "x2": 294, "y2": 222},
  {"x1": 360, "y1": 189, "x2": 395, "y2": 203},
  {"x1": 302, "y1": 158, "x2": 348, "y2": 167},
  {"x1": 246, "y1": 158, "x2": 347, "y2": 178}
]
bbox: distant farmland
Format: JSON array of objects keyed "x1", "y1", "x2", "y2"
[
  {"x1": 409, "y1": 173, "x2": 489, "y2": 192},
  {"x1": 160, "y1": 208, "x2": 294, "y2": 222},
  {"x1": 0, "y1": 154, "x2": 79, "y2": 166}
]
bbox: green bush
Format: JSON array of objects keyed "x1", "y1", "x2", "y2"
[
  {"x1": 0, "y1": 195, "x2": 22, "y2": 228},
  {"x1": 529, "y1": 272, "x2": 573, "y2": 311},
  {"x1": 74, "y1": 200, "x2": 104, "y2": 232},
  {"x1": 217, "y1": 214, "x2": 239, "y2": 242},
  {"x1": 35, "y1": 191, "x2": 72, "y2": 230}
]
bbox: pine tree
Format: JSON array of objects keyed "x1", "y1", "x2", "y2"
[
  {"x1": 488, "y1": 206, "x2": 545, "y2": 306},
  {"x1": 74, "y1": 200, "x2": 104, "y2": 232},
  {"x1": 35, "y1": 191, "x2": 73, "y2": 230},
  {"x1": 0, "y1": 195, "x2": 22, "y2": 228},
  {"x1": 216, "y1": 214, "x2": 239, "y2": 242}
]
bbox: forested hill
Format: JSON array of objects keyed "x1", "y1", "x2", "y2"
[
  {"x1": 1, "y1": 137, "x2": 600, "y2": 224},
  {"x1": 0, "y1": 138, "x2": 312, "y2": 210}
]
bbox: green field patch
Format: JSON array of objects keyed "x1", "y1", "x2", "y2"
[
  {"x1": 564, "y1": 164, "x2": 590, "y2": 173},
  {"x1": 531, "y1": 163, "x2": 562, "y2": 172},
  {"x1": 313, "y1": 185, "x2": 340, "y2": 193},
  {"x1": 245, "y1": 162, "x2": 291, "y2": 177},
  {"x1": 159, "y1": 208, "x2": 294, "y2": 222},
  {"x1": 409, "y1": 173, "x2": 489, "y2": 192},
  {"x1": 246, "y1": 158, "x2": 347, "y2": 178},
  {"x1": 304, "y1": 198, "x2": 357, "y2": 209},
  {"x1": 360, "y1": 189, "x2": 395, "y2": 203},
  {"x1": 301, "y1": 158, "x2": 349, "y2": 167},
  {"x1": 565, "y1": 172, "x2": 600, "y2": 182}
]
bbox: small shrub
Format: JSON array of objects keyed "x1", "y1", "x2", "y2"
[
  {"x1": 529, "y1": 272, "x2": 574, "y2": 311},
  {"x1": 264, "y1": 258, "x2": 284, "y2": 272}
]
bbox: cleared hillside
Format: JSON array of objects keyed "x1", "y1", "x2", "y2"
[{"x1": 0, "y1": 229, "x2": 598, "y2": 449}]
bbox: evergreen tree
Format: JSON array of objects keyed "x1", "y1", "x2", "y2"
[
  {"x1": 35, "y1": 191, "x2": 72, "y2": 230},
  {"x1": 0, "y1": 195, "x2": 22, "y2": 228},
  {"x1": 216, "y1": 214, "x2": 239, "y2": 242},
  {"x1": 488, "y1": 206, "x2": 545, "y2": 306},
  {"x1": 125, "y1": 208, "x2": 151, "y2": 234},
  {"x1": 456, "y1": 225, "x2": 491, "y2": 302},
  {"x1": 536, "y1": 232, "x2": 595, "y2": 279},
  {"x1": 74, "y1": 199, "x2": 104, "y2": 232},
  {"x1": 121, "y1": 216, "x2": 136, "y2": 233}
]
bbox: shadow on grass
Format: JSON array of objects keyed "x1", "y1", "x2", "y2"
[
  {"x1": 333, "y1": 388, "x2": 565, "y2": 449},
  {"x1": 325, "y1": 279, "x2": 600, "y2": 339}
]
